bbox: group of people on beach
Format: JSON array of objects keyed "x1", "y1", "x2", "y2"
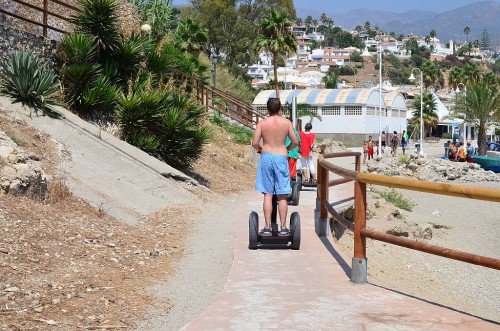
[
  {"x1": 251, "y1": 98, "x2": 317, "y2": 236},
  {"x1": 447, "y1": 140, "x2": 476, "y2": 163},
  {"x1": 363, "y1": 130, "x2": 409, "y2": 164}
]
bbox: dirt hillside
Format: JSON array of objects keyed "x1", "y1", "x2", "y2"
[{"x1": 0, "y1": 112, "x2": 256, "y2": 330}]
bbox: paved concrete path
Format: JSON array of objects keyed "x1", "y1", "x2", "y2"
[
  {"x1": 183, "y1": 181, "x2": 499, "y2": 331},
  {"x1": 0, "y1": 97, "x2": 197, "y2": 224}
]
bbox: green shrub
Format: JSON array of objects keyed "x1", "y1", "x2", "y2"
[
  {"x1": 116, "y1": 88, "x2": 211, "y2": 169},
  {"x1": 373, "y1": 188, "x2": 417, "y2": 212},
  {"x1": 210, "y1": 110, "x2": 253, "y2": 144},
  {"x1": 0, "y1": 51, "x2": 59, "y2": 116}
]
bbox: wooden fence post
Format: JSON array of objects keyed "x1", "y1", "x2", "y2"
[
  {"x1": 43, "y1": 0, "x2": 48, "y2": 38},
  {"x1": 352, "y1": 179, "x2": 367, "y2": 283},
  {"x1": 316, "y1": 162, "x2": 329, "y2": 236}
]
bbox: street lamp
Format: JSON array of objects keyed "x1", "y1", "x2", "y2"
[
  {"x1": 211, "y1": 54, "x2": 219, "y2": 88},
  {"x1": 455, "y1": 82, "x2": 467, "y2": 141},
  {"x1": 378, "y1": 44, "x2": 383, "y2": 156},
  {"x1": 409, "y1": 68, "x2": 424, "y2": 155},
  {"x1": 343, "y1": 64, "x2": 357, "y2": 88}
]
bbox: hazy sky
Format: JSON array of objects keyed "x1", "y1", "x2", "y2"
[
  {"x1": 293, "y1": 0, "x2": 497, "y2": 13},
  {"x1": 174, "y1": 0, "x2": 498, "y2": 13}
]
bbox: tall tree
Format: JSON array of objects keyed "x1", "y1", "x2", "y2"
[
  {"x1": 255, "y1": 9, "x2": 297, "y2": 98},
  {"x1": 480, "y1": 29, "x2": 491, "y2": 51},
  {"x1": 463, "y1": 26, "x2": 470, "y2": 43},
  {"x1": 464, "y1": 82, "x2": 500, "y2": 155},
  {"x1": 448, "y1": 66, "x2": 464, "y2": 89},
  {"x1": 421, "y1": 60, "x2": 440, "y2": 89},
  {"x1": 411, "y1": 91, "x2": 439, "y2": 138},
  {"x1": 174, "y1": 18, "x2": 208, "y2": 56}
]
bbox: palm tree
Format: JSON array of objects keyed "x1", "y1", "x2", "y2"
[
  {"x1": 424, "y1": 35, "x2": 431, "y2": 47},
  {"x1": 464, "y1": 82, "x2": 500, "y2": 155},
  {"x1": 174, "y1": 18, "x2": 208, "y2": 56},
  {"x1": 448, "y1": 66, "x2": 464, "y2": 89},
  {"x1": 463, "y1": 62, "x2": 481, "y2": 85},
  {"x1": 421, "y1": 60, "x2": 440, "y2": 89},
  {"x1": 464, "y1": 26, "x2": 471, "y2": 56},
  {"x1": 464, "y1": 26, "x2": 471, "y2": 42},
  {"x1": 429, "y1": 29, "x2": 437, "y2": 40},
  {"x1": 255, "y1": 9, "x2": 297, "y2": 98},
  {"x1": 411, "y1": 91, "x2": 439, "y2": 138}
]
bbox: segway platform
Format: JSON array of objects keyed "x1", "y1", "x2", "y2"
[{"x1": 248, "y1": 196, "x2": 301, "y2": 250}]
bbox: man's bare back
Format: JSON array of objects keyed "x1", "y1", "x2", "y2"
[{"x1": 252, "y1": 115, "x2": 297, "y2": 155}]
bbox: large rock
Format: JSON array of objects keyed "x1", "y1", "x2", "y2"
[
  {"x1": 318, "y1": 139, "x2": 350, "y2": 154},
  {"x1": 366, "y1": 153, "x2": 499, "y2": 183}
]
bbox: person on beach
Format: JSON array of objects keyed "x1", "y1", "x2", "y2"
[
  {"x1": 252, "y1": 98, "x2": 298, "y2": 236},
  {"x1": 466, "y1": 142, "x2": 475, "y2": 163},
  {"x1": 299, "y1": 123, "x2": 317, "y2": 183},
  {"x1": 457, "y1": 142, "x2": 467, "y2": 162},
  {"x1": 363, "y1": 141, "x2": 368, "y2": 165},
  {"x1": 401, "y1": 130, "x2": 408, "y2": 155},
  {"x1": 367, "y1": 135, "x2": 374, "y2": 160},
  {"x1": 381, "y1": 131, "x2": 386, "y2": 154},
  {"x1": 390, "y1": 131, "x2": 399, "y2": 157}
]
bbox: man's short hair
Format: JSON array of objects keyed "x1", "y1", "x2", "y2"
[
  {"x1": 305, "y1": 123, "x2": 312, "y2": 131},
  {"x1": 267, "y1": 98, "x2": 281, "y2": 115}
]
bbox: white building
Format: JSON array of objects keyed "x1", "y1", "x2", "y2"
[{"x1": 252, "y1": 88, "x2": 407, "y2": 143}]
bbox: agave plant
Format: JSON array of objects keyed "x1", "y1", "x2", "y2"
[
  {"x1": 0, "y1": 51, "x2": 59, "y2": 116},
  {"x1": 71, "y1": 0, "x2": 120, "y2": 59},
  {"x1": 58, "y1": 33, "x2": 97, "y2": 66}
]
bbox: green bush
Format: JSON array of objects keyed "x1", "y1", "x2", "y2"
[
  {"x1": 116, "y1": 88, "x2": 211, "y2": 168},
  {"x1": 210, "y1": 110, "x2": 253, "y2": 144},
  {"x1": 373, "y1": 188, "x2": 417, "y2": 212},
  {"x1": 0, "y1": 51, "x2": 59, "y2": 116}
]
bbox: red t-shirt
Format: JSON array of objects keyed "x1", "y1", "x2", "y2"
[{"x1": 299, "y1": 131, "x2": 315, "y2": 157}]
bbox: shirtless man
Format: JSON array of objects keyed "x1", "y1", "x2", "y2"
[
  {"x1": 252, "y1": 98, "x2": 298, "y2": 235},
  {"x1": 367, "y1": 135, "x2": 374, "y2": 161}
]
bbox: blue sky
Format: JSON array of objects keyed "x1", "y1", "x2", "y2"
[
  {"x1": 174, "y1": 0, "x2": 498, "y2": 13},
  {"x1": 293, "y1": 0, "x2": 497, "y2": 13}
]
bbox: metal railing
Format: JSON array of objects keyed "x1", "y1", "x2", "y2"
[
  {"x1": 316, "y1": 152, "x2": 500, "y2": 283},
  {"x1": 169, "y1": 69, "x2": 265, "y2": 129},
  {"x1": 0, "y1": 0, "x2": 79, "y2": 38}
]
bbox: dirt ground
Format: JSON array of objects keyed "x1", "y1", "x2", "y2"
[
  {"x1": 332, "y1": 182, "x2": 500, "y2": 323},
  {"x1": 0, "y1": 116, "x2": 256, "y2": 330}
]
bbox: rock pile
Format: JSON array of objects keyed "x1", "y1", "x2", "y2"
[
  {"x1": 0, "y1": 130, "x2": 47, "y2": 200},
  {"x1": 318, "y1": 139, "x2": 350, "y2": 154},
  {"x1": 367, "y1": 153, "x2": 499, "y2": 182}
]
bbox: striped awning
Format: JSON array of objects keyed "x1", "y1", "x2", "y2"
[{"x1": 252, "y1": 88, "x2": 377, "y2": 106}]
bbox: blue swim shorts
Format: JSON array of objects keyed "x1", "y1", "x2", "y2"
[
  {"x1": 255, "y1": 152, "x2": 291, "y2": 195},
  {"x1": 401, "y1": 142, "x2": 408, "y2": 147}
]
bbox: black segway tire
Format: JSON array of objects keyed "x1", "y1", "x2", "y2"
[
  {"x1": 290, "y1": 181, "x2": 300, "y2": 206},
  {"x1": 290, "y1": 212, "x2": 301, "y2": 250},
  {"x1": 297, "y1": 170, "x2": 303, "y2": 191},
  {"x1": 248, "y1": 212, "x2": 259, "y2": 250}
]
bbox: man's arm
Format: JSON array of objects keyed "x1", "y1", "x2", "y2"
[
  {"x1": 287, "y1": 123, "x2": 298, "y2": 151},
  {"x1": 252, "y1": 122, "x2": 262, "y2": 152}
]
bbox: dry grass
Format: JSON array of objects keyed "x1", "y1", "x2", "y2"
[{"x1": 0, "y1": 111, "x2": 257, "y2": 330}]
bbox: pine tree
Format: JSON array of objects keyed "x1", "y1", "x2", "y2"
[{"x1": 480, "y1": 29, "x2": 491, "y2": 51}]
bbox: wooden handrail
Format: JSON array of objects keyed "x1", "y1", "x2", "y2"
[
  {"x1": 317, "y1": 153, "x2": 500, "y2": 276},
  {"x1": 2, "y1": 0, "x2": 79, "y2": 38}
]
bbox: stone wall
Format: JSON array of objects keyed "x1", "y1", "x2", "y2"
[{"x1": 0, "y1": 25, "x2": 58, "y2": 68}]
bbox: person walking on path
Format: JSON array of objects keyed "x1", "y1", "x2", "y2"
[
  {"x1": 381, "y1": 131, "x2": 386, "y2": 154},
  {"x1": 286, "y1": 126, "x2": 301, "y2": 179},
  {"x1": 391, "y1": 131, "x2": 399, "y2": 157},
  {"x1": 363, "y1": 141, "x2": 368, "y2": 165},
  {"x1": 252, "y1": 98, "x2": 298, "y2": 236},
  {"x1": 367, "y1": 135, "x2": 374, "y2": 161},
  {"x1": 299, "y1": 123, "x2": 317, "y2": 183},
  {"x1": 401, "y1": 130, "x2": 409, "y2": 155}
]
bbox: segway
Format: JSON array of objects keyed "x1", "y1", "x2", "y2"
[{"x1": 248, "y1": 195, "x2": 301, "y2": 250}]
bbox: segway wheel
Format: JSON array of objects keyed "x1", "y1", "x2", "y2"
[
  {"x1": 290, "y1": 181, "x2": 300, "y2": 206},
  {"x1": 248, "y1": 212, "x2": 259, "y2": 250},
  {"x1": 297, "y1": 170, "x2": 303, "y2": 191},
  {"x1": 290, "y1": 212, "x2": 301, "y2": 250}
]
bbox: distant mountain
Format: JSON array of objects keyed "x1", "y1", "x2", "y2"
[{"x1": 297, "y1": 1, "x2": 500, "y2": 46}]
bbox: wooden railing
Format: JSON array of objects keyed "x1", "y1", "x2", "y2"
[
  {"x1": 169, "y1": 69, "x2": 265, "y2": 129},
  {"x1": 316, "y1": 152, "x2": 500, "y2": 283},
  {"x1": 0, "y1": 0, "x2": 79, "y2": 38}
]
